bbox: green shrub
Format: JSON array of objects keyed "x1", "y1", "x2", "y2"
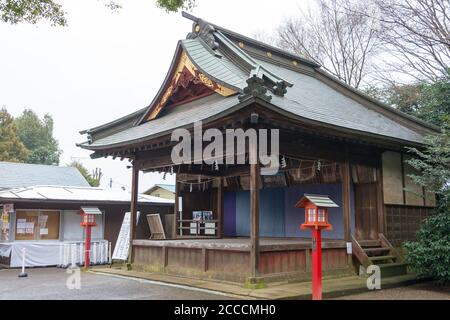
[{"x1": 404, "y1": 210, "x2": 450, "y2": 283}]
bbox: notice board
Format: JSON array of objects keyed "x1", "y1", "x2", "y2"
[{"x1": 112, "y1": 212, "x2": 131, "y2": 261}]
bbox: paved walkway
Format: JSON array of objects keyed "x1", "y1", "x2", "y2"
[
  {"x1": 334, "y1": 282, "x2": 450, "y2": 300},
  {"x1": 91, "y1": 267, "x2": 420, "y2": 300},
  {"x1": 0, "y1": 267, "x2": 236, "y2": 300},
  {"x1": 2, "y1": 266, "x2": 445, "y2": 300}
]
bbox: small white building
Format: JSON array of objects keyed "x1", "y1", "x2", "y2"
[{"x1": 0, "y1": 162, "x2": 173, "y2": 268}]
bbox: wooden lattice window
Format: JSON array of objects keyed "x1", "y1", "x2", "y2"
[
  {"x1": 318, "y1": 209, "x2": 326, "y2": 222},
  {"x1": 307, "y1": 208, "x2": 316, "y2": 222}
]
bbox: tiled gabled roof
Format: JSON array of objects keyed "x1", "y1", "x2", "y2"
[
  {"x1": 78, "y1": 13, "x2": 440, "y2": 153},
  {"x1": 0, "y1": 185, "x2": 174, "y2": 204},
  {"x1": 0, "y1": 161, "x2": 90, "y2": 189}
]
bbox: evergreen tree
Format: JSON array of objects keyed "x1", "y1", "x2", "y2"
[
  {"x1": 0, "y1": 108, "x2": 29, "y2": 162},
  {"x1": 15, "y1": 109, "x2": 61, "y2": 165},
  {"x1": 68, "y1": 161, "x2": 103, "y2": 187}
]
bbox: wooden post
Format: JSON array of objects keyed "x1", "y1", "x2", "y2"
[
  {"x1": 376, "y1": 159, "x2": 386, "y2": 235},
  {"x1": 305, "y1": 248, "x2": 312, "y2": 272},
  {"x1": 217, "y1": 177, "x2": 224, "y2": 238},
  {"x1": 250, "y1": 162, "x2": 260, "y2": 278},
  {"x1": 128, "y1": 164, "x2": 139, "y2": 265},
  {"x1": 202, "y1": 247, "x2": 208, "y2": 272},
  {"x1": 162, "y1": 246, "x2": 168, "y2": 271},
  {"x1": 174, "y1": 178, "x2": 180, "y2": 238},
  {"x1": 341, "y1": 156, "x2": 351, "y2": 243}
]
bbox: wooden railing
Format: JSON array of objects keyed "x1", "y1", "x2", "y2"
[
  {"x1": 379, "y1": 233, "x2": 402, "y2": 261},
  {"x1": 177, "y1": 219, "x2": 219, "y2": 238},
  {"x1": 352, "y1": 234, "x2": 402, "y2": 269},
  {"x1": 351, "y1": 235, "x2": 371, "y2": 268}
]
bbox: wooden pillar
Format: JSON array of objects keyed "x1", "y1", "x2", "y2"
[
  {"x1": 201, "y1": 247, "x2": 208, "y2": 272},
  {"x1": 376, "y1": 159, "x2": 386, "y2": 235},
  {"x1": 305, "y1": 248, "x2": 312, "y2": 272},
  {"x1": 128, "y1": 163, "x2": 139, "y2": 264},
  {"x1": 341, "y1": 156, "x2": 351, "y2": 243},
  {"x1": 250, "y1": 162, "x2": 260, "y2": 277},
  {"x1": 174, "y1": 178, "x2": 180, "y2": 238},
  {"x1": 162, "y1": 246, "x2": 168, "y2": 271},
  {"x1": 217, "y1": 177, "x2": 224, "y2": 238}
]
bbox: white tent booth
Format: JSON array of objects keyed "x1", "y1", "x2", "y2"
[
  {"x1": 0, "y1": 186, "x2": 173, "y2": 267},
  {"x1": 1, "y1": 206, "x2": 108, "y2": 268}
]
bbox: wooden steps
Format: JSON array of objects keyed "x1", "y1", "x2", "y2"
[
  {"x1": 378, "y1": 263, "x2": 408, "y2": 278},
  {"x1": 352, "y1": 234, "x2": 407, "y2": 278},
  {"x1": 358, "y1": 240, "x2": 381, "y2": 248},
  {"x1": 364, "y1": 247, "x2": 391, "y2": 255},
  {"x1": 369, "y1": 255, "x2": 397, "y2": 262}
]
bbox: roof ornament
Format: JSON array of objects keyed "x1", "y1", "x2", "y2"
[
  {"x1": 186, "y1": 19, "x2": 219, "y2": 50},
  {"x1": 238, "y1": 64, "x2": 290, "y2": 102},
  {"x1": 273, "y1": 80, "x2": 288, "y2": 96},
  {"x1": 87, "y1": 132, "x2": 93, "y2": 145},
  {"x1": 238, "y1": 74, "x2": 272, "y2": 102}
]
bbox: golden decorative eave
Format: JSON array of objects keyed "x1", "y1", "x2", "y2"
[{"x1": 145, "y1": 50, "x2": 236, "y2": 122}]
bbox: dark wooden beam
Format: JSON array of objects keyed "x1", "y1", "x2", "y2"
[
  {"x1": 249, "y1": 145, "x2": 260, "y2": 277},
  {"x1": 128, "y1": 164, "x2": 139, "y2": 264},
  {"x1": 400, "y1": 152, "x2": 407, "y2": 205},
  {"x1": 341, "y1": 153, "x2": 352, "y2": 243},
  {"x1": 174, "y1": 178, "x2": 180, "y2": 239},
  {"x1": 376, "y1": 160, "x2": 386, "y2": 235},
  {"x1": 217, "y1": 177, "x2": 224, "y2": 238},
  {"x1": 176, "y1": 166, "x2": 223, "y2": 177},
  {"x1": 280, "y1": 137, "x2": 382, "y2": 168}
]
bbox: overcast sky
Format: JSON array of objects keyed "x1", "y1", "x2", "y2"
[{"x1": 0, "y1": 0, "x2": 310, "y2": 192}]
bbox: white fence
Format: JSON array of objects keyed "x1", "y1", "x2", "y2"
[{"x1": 58, "y1": 240, "x2": 111, "y2": 268}]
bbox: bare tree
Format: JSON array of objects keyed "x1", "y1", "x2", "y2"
[
  {"x1": 373, "y1": 0, "x2": 450, "y2": 83},
  {"x1": 276, "y1": 0, "x2": 382, "y2": 88}
]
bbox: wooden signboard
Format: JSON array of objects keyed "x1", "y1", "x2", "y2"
[
  {"x1": 146, "y1": 214, "x2": 166, "y2": 240},
  {"x1": 112, "y1": 212, "x2": 131, "y2": 261}
]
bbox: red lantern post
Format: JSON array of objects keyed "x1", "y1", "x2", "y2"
[
  {"x1": 80, "y1": 207, "x2": 102, "y2": 269},
  {"x1": 295, "y1": 194, "x2": 338, "y2": 300}
]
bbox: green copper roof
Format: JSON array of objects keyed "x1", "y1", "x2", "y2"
[
  {"x1": 78, "y1": 14, "x2": 439, "y2": 153},
  {"x1": 81, "y1": 94, "x2": 243, "y2": 150},
  {"x1": 182, "y1": 38, "x2": 247, "y2": 90}
]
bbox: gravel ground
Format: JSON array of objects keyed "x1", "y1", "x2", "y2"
[
  {"x1": 0, "y1": 267, "x2": 237, "y2": 300},
  {"x1": 334, "y1": 281, "x2": 450, "y2": 300}
]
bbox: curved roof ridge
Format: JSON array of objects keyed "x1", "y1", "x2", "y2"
[
  {"x1": 214, "y1": 30, "x2": 293, "y2": 88},
  {"x1": 181, "y1": 11, "x2": 320, "y2": 69},
  {"x1": 181, "y1": 38, "x2": 246, "y2": 92},
  {"x1": 182, "y1": 12, "x2": 439, "y2": 133}
]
